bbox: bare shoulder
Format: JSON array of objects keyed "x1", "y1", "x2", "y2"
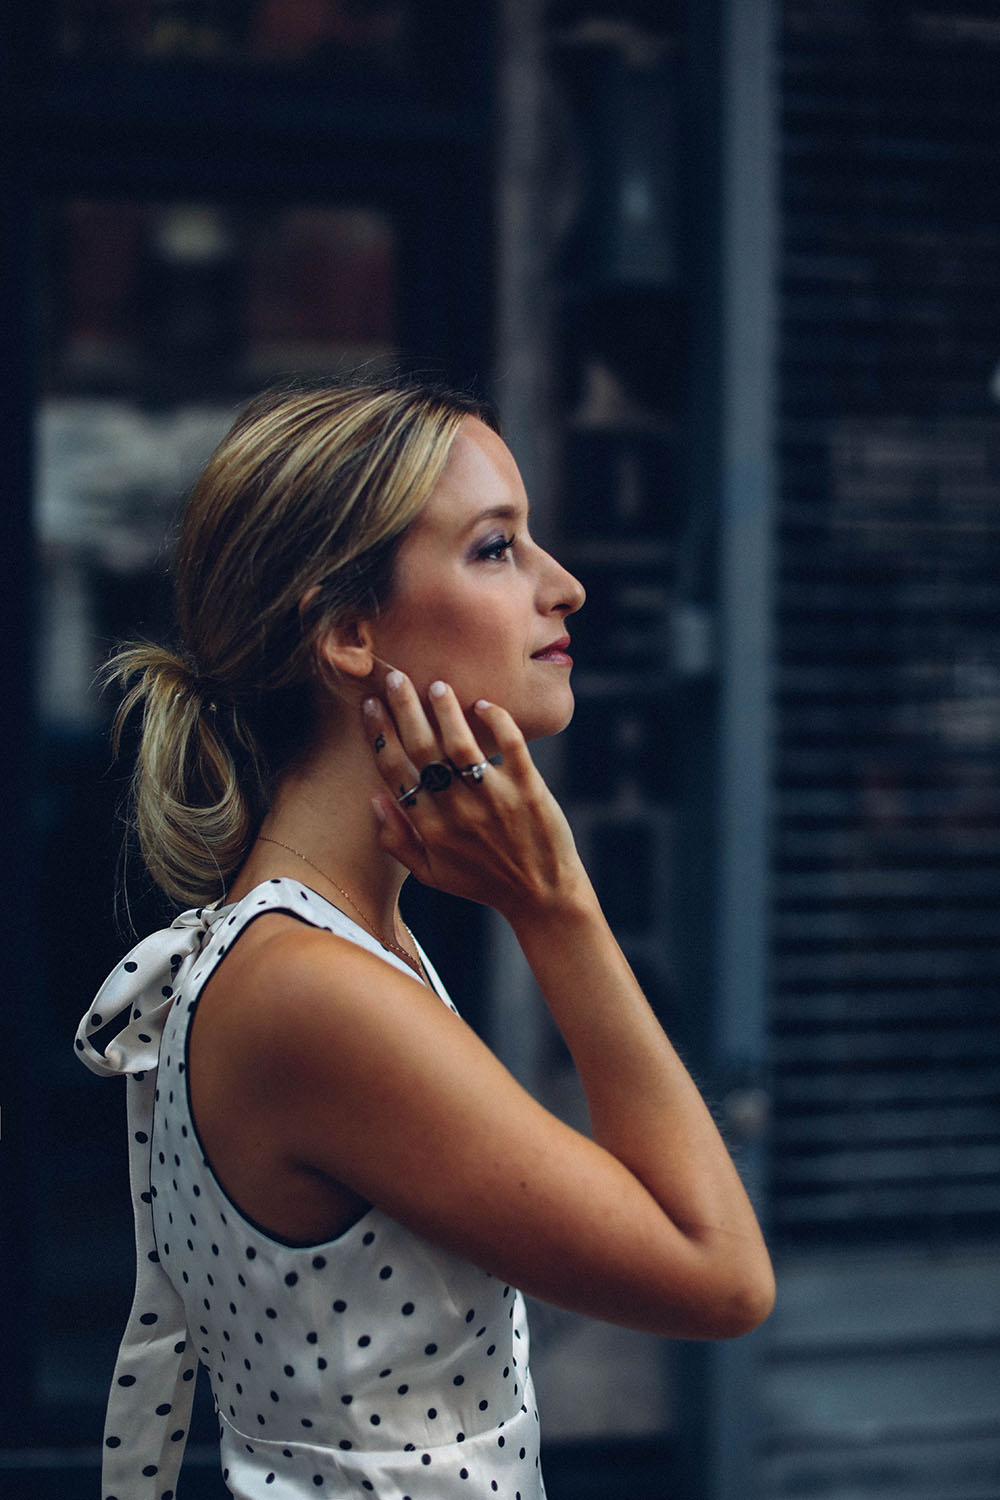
[
  {"x1": 186, "y1": 911, "x2": 453, "y2": 1241},
  {"x1": 191, "y1": 909, "x2": 471, "y2": 1142},
  {"x1": 196, "y1": 909, "x2": 459, "y2": 1055}
]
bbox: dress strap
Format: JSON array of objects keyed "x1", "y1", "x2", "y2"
[{"x1": 75, "y1": 905, "x2": 225, "y2": 1500}]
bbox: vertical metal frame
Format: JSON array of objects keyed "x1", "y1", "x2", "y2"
[
  {"x1": 0, "y1": 181, "x2": 40, "y2": 1448},
  {"x1": 677, "y1": 0, "x2": 777, "y2": 1497},
  {"x1": 714, "y1": 0, "x2": 777, "y2": 1099},
  {"x1": 710, "y1": 0, "x2": 777, "y2": 1492},
  {"x1": 486, "y1": 0, "x2": 554, "y2": 1090}
]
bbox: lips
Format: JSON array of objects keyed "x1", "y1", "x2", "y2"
[{"x1": 531, "y1": 635, "x2": 572, "y2": 663}]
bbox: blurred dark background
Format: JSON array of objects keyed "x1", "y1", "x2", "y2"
[{"x1": 1, "y1": 2, "x2": 999, "y2": 1498}]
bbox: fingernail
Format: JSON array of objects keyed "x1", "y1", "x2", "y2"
[
  {"x1": 362, "y1": 697, "x2": 379, "y2": 716},
  {"x1": 371, "y1": 797, "x2": 387, "y2": 824},
  {"x1": 386, "y1": 670, "x2": 404, "y2": 692},
  {"x1": 474, "y1": 698, "x2": 492, "y2": 712},
  {"x1": 429, "y1": 680, "x2": 447, "y2": 698}
]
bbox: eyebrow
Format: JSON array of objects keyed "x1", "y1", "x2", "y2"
[{"x1": 463, "y1": 503, "x2": 526, "y2": 534}]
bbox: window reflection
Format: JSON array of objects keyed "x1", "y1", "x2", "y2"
[
  {"x1": 37, "y1": 197, "x2": 398, "y2": 732},
  {"x1": 43, "y1": 200, "x2": 397, "y2": 396},
  {"x1": 54, "y1": 0, "x2": 412, "y2": 68}
]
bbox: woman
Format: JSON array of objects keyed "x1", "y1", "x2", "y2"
[{"x1": 76, "y1": 379, "x2": 774, "y2": 1500}]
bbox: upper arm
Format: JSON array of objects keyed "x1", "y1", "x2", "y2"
[{"x1": 200, "y1": 921, "x2": 760, "y2": 1339}]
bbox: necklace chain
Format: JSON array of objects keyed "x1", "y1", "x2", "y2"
[{"x1": 257, "y1": 835, "x2": 425, "y2": 981}]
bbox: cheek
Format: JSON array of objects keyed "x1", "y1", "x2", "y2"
[
  {"x1": 413, "y1": 598, "x2": 485, "y2": 656},
  {"x1": 410, "y1": 581, "x2": 510, "y2": 652},
  {"x1": 379, "y1": 566, "x2": 533, "y2": 692},
  {"x1": 380, "y1": 588, "x2": 493, "y2": 680}
]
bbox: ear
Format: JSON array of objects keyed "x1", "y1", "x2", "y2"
[
  {"x1": 300, "y1": 587, "x2": 377, "y2": 683},
  {"x1": 314, "y1": 616, "x2": 378, "y2": 682}
]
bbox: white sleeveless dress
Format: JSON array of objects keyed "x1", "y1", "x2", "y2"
[{"x1": 76, "y1": 878, "x2": 545, "y2": 1500}]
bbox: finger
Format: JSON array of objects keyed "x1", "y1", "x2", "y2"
[
  {"x1": 384, "y1": 669, "x2": 439, "y2": 765},
  {"x1": 362, "y1": 696, "x2": 422, "y2": 805},
  {"x1": 472, "y1": 699, "x2": 535, "y2": 778},
  {"x1": 425, "y1": 680, "x2": 485, "y2": 766},
  {"x1": 371, "y1": 794, "x2": 430, "y2": 875}
]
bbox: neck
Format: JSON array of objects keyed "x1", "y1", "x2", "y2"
[{"x1": 230, "y1": 703, "x2": 408, "y2": 938}]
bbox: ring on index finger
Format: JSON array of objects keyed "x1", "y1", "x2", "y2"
[{"x1": 458, "y1": 753, "x2": 503, "y2": 784}]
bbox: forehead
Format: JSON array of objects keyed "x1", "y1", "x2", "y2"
[{"x1": 412, "y1": 419, "x2": 526, "y2": 536}]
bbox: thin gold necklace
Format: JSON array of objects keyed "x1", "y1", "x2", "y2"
[{"x1": 257, "y1": 835, "x2": 426, "y2": 982}]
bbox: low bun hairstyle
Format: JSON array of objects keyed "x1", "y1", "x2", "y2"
[{"x1": 106, "y1": 378, "x2": 499, "y2": 907}]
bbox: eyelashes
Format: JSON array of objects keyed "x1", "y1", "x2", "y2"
[{"x1": 475, "y1": 533, "x2": 516, "y2": 562}]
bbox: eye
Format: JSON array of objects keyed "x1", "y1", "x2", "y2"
[{"x1": 476, "y1": 533, "x2": 516, "y2": 562}]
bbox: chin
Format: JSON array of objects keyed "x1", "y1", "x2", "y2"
[{"x1": 519, "y1": 693, "x2": 576, "y2": 744}]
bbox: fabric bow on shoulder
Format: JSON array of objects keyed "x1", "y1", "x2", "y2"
[{"x1": 75, "y1": 902, "x2": 228, "y2": 1500}]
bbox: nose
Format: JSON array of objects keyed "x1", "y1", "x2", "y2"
[{"x1": 543, "y1": 548, "x2": 586, "y2": 618}]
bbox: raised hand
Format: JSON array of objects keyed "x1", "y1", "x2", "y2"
[{"x1": 362, "y1": 671, "x2": 586, "y2": 921}]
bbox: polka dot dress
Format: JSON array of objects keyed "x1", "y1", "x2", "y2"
[{"x1": 76, "y1": 879, "x2": 545, "y2": 1500}]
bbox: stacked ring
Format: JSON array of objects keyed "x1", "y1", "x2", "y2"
[{"x1": 396, "y1": 752, "x2": 502, "y2": 802}]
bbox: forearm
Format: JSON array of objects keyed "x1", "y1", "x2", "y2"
[{"x1": 508, "y1": 880, "x2": 771, "y2": 1270}]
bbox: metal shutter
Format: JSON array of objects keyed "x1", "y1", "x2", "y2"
[{"x1": 771, "y1": 0, "x2": 1000, "y2": 1248}]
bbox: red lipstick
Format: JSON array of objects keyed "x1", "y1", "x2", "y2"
[{"x1": 531, "y1": 635, "x2": 573, "y2": 665}]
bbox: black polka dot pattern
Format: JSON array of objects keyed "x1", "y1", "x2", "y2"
[{"x1": 78, "y1": 879, "x2": 544, "y2": 1499}]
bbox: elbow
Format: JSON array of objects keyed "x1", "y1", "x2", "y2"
[
  {"x1": 592, "y1": 1260, "x2": 778, "y2": 1340},
  {"x1": 638, "y1": 1267, "x2": 775, "y2": 1341},
  {"x1": 720, "y1": 1265, "x2": 776, "y2": 1338},
  {"x1": 703, "y1": 1257, "x2": 777, "y2": 1340},
  {"x1": 656, "y1": 1243, "x2": 775, "y2": 1341}
]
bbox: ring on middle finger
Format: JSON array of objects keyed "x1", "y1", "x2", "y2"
[{"x1": 419, "y1": 760, "x2": 454, "y2": 793}]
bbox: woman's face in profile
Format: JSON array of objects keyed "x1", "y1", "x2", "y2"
[{"x1": 370, "y1": 419, "x2": 585, "y2": 741}]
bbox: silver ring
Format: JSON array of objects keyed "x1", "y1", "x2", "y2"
[
  {"x1": 459, "y1": 752, "x2": 503, "y2": 783},
  {"x1": 396, "y1": 783, "x2": 421, "y2": 806}
]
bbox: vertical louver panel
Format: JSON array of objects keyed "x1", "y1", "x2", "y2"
[{"x1": 772, "y1": 0, "x2": 1000, "y2": 1247}]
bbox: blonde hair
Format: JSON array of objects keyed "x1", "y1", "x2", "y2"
[{"x1": 107, "y1": 379, "x2": 498, "y2": 907}]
